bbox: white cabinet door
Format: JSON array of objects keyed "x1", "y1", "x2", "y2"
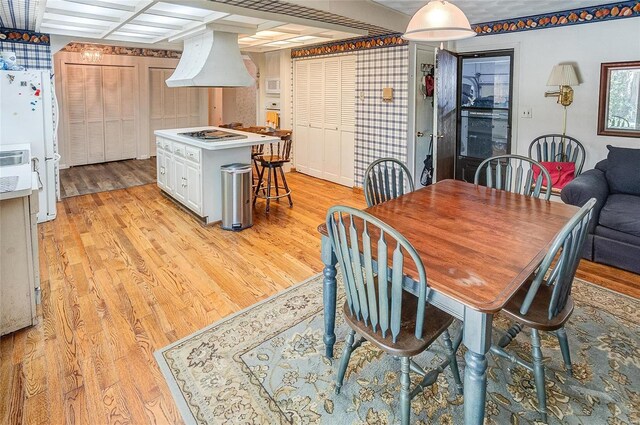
[
  {"x1": 185, "y1": 162, "x2": 202, "y2": 214},
  {"x1": 307, "y1": 60, "x2": 324, "y2": 178},
  {"x1": 294, "y1": 60, "x2": 309, "y2": 173},
  {"x1": 323, "y1": 58, "x2": 341, "y2": 184},
  {"x1": 157, "y1": 147, "x2": 167, "y2": 191},
  {"x1": 292, "y1": 55, "x2": 356, "y2": 187},
  {"x1": 339, "y1": 57, "x2": 356, "y2": 187},
  {"x1": 173, "y1": 156, "x2": 187, "y2": 203}
]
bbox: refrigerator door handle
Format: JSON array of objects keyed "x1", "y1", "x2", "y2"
[{"x1": 45, "y1": 153, "x2": 61, "y2": 162}]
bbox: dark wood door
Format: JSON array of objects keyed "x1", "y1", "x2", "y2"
[{"x1": 435, "y1": 48, "x2": 458, "y2": 181}]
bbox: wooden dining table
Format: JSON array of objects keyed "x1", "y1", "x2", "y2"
[{"x1": 318, "y1": 179, "x2": 579, "y2": 425}]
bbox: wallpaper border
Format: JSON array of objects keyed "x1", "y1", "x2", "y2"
[
  {"x1": 60, "y1": 42, "x2": 181, "y2": 59},
  {"x1": 472, "y1": 1, "x2": 640, "y2": 36},
  {"x1": 0, "y1": 27, "x2": 50, "y2": 45},
  {"x1": 291, "y1": 33, "x2": 407, "y2": 59}
]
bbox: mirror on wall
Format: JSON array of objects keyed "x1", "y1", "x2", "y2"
[{"x1": 598, "y1": 60, "x2": 640, "y2": 138}]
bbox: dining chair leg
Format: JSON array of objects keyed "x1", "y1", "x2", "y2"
[
  {"x1": 279, "y1": 166, "x2": 293, "y2": 207},
  {"x1": 253, "y1": 165, "x2": 266, "y2": 206},
  {"x1": 530, "y1": 329, "x2": 548, "y2": 423},
  {"x1": 442, "y1": 329, "x2": 463, "y2": 395},
  {"x1": 556, "y1": 327, "x2": 573, "y2": 377},
  {"x1": 400, "y1": 356, "x2": 411, "y2": 425},
  {"x1": 335, "y1": 329, "x2": 356, "y2": 395},
  {"x1": 265, "y1": 166, "x2": 273, "y2": 213},
  {"x1": 273, "y1": 165, "x2": 280, "y2": 198}
]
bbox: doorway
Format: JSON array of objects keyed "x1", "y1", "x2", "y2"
[
  {"x1": 408, "y1": 44, "x2": 436, "y2": 184},
  {"x1": 455, "y1": 50, "x2": 514, "y2": 182}
]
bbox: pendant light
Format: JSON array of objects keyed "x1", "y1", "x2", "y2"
[{"x1": 403, "y1": 0, "x2": 476, "y2": 42}]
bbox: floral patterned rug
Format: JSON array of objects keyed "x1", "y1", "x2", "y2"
[{"x1": 155, "y1": 274, "x2": 639, "y2": 425}]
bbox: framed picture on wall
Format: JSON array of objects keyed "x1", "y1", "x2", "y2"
[{"x1": 597, "y1": 60, "x2": 640, "y2": 138}]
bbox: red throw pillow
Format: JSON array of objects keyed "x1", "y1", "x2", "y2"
[{"x1": 532, "y1": 161, "x2": 576, "y2": 190}]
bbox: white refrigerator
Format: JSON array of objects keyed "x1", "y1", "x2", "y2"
[{"x1": 0, "y1": 70, "x2": 59, "y2": 222}]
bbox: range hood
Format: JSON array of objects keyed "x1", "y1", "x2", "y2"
[{"x1": 165, "y1": 30, "x2": 254, "y2": 88}]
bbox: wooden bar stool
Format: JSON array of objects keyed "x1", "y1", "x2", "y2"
[{"x1": 253, "y1": 131, "x2": 293, "y2": 213}]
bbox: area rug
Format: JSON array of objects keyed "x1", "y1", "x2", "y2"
[{"x1": 155, "y1": 274, "x2": 639, "y2": 425}]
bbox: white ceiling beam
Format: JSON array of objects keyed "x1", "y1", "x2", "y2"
[
  {"x1": 144, "y1": 8, "x2": 206, "y2": 22},
  {"x1": 99, "y1": 1, "x2": 157, "y2": 39},
  {"x1": 42, "y1": 18, "x2": 112, "y2": 30},
  {"x1": 178, "y1": 0, "x2": 368, "y2": 36},
  {"x1": 125, "y1": 19, "x2": 184, "y2": 31},
  {"x1": 151, "y1": 10, "x2": 231, "y2": 43}
]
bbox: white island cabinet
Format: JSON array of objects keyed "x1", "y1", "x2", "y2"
[{"x1": 154, "y1": 127, "x2": 279, "y2": 224}]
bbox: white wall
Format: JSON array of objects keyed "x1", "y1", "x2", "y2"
[{"x1": 456, "y1": 18, "x2": 640, "y2": 170}]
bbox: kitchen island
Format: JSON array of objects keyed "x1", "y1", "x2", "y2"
[{"x1": 155, "y1": 127, "x2": 279, "y2": 224}]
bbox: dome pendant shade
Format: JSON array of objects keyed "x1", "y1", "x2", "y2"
[{"x1": 403, "y1": 0, "x2": 476, "y2": 42}]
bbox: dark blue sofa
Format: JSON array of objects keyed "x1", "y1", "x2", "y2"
[{"x1": 561, "y1": 146, "x2": 640, "y2": 274}]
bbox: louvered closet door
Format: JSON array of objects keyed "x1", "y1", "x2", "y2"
[
  {"x1": 84, "y1": 66, "x2": 105, "y2": 164},
  {"x1": 339, "y1": 57, "x2": 356, "y2": 187},
  {"x1": 120, "y1": 67, "x2": 137, "y2": 159},
  {"x1": 189, "y1": 88, "x2": 201, "y2": 126},
  {"x1": 149, "y1": 68, "x2": 203, "y2": 155},
  {"x1": 65, "y1": 64, "x2": 89, "y2": 166},
  {"x1": 103, "y1": 66, "x2": 137, "y2": 162},
  {"x1": 294, "y1": 61, "x2": 309, "y2": 173},
  {"x1": 322, "y1": 58, "x2": 341, "y2": 184},
  {"x1": 162, "y1": 69, "x2": 177, "y2": 129},
  {"x1": 307, "y1": 60, "x2": 324, "y2": 178}
]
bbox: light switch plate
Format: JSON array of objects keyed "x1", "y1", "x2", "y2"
[{"x1": 382, "y1": 87, "x2": 393, "y2": 102}]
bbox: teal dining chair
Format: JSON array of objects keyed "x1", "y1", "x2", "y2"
[
  {"x1": 474, "y1": 154, "x2": 552, "y2": 200},
  {"x1": 529, "y1": 134, "x2": 586, "y2": 176},
  {"x1": 490, "y1": 198, "x2": 596, "y2": 422},
  {"x1": 326, "y1": 206, "x2": 462, "y2": 425},
  {"x1": 364, "y1": 158, "x2": 414, "y2": 207}
]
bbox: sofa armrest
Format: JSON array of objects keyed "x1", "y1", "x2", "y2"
[{"x1": 561, "y1": 169, "x2": 609, "y2": 232}]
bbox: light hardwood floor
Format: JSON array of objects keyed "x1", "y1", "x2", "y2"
[{"x1": 1, "y1": 173, "x2": 638, "y2": 425}]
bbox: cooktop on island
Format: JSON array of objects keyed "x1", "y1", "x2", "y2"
[{"x1": 179, "y1": 129, "x2": 248, "y2": 142}]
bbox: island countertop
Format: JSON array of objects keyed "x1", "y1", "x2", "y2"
[{"x1": 155, "y1": 126, "x2": 280, "y2": 150}]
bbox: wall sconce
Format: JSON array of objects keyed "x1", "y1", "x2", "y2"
[
  {"x1": 544, "y1": 64, "x2": 580, "y2": 135},
  {"x1": 81, "y1": 45, "x2": 103, "y2": 63}
]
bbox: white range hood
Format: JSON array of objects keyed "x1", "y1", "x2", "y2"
[{"x1": 166, "y1": 30, "x2": 254, "y2": 88}]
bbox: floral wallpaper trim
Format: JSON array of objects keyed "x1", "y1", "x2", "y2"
[
  {"x1": 61, "y1": 42, "x2": 181, "y2": 59},
  {"x1": 472, "y1": 1, "x2": 640, "y2": 36},
  {"x1": 0, "y1": 27, "x2": 50, "y2": 45},
  {"x1": 291, "y1": 33, "x2": 407, "y2": 59}
]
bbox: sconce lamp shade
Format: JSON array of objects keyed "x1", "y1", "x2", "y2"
[
  {"x1": 403, "y1": 0, "x2": 476, "y2": 42},
  {"x1": 547, "y1": 64, "x2": 579, "y2": 86}
]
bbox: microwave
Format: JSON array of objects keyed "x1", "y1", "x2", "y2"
[{"x1": 265, "y1": 78, "x2": 280, "y2": 94}]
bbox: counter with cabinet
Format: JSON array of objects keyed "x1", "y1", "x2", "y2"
[{"x1": 154, "y1": 127, "x2": 279, "y2": 224}]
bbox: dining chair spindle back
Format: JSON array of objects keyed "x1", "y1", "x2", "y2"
[
  {"x1": 474, "y1": 154, "x2": 552, "y2": 200},
  {"x1": 528, "y1": 134, "x2": 585, "y2": 175},
  {"x1": 326, "y1": 206, "x2": 462, "y2": 425},
  {"x1": 364, "y1": 158, "x2": 414, "y2": 207}
]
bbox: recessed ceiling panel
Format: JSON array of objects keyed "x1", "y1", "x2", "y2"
[
  {"x1": 46, "y1": 0, "x2": 131, "y2": 19},
  {"x1": 148, "y1": 2, "x2": 216, "y2": 19}
]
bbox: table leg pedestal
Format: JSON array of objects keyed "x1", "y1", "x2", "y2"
[
  {"x1": 321, "y1": 235, "x2": 338, "y2": 359},
  {"x1": 463, "y1": 308, "x2": 493, "y2": 425}
]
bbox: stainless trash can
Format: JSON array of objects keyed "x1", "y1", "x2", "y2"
[{"x1": 221, "y1": 163, "x2": 253, "y2": 231}]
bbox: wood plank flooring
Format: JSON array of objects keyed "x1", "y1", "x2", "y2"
[
  {"x1": 60, "y1": 159, "x2": 156, "y2": 198},
  {"x1": 1, "y1": 173, "x2": 638, "y2": 425}
]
